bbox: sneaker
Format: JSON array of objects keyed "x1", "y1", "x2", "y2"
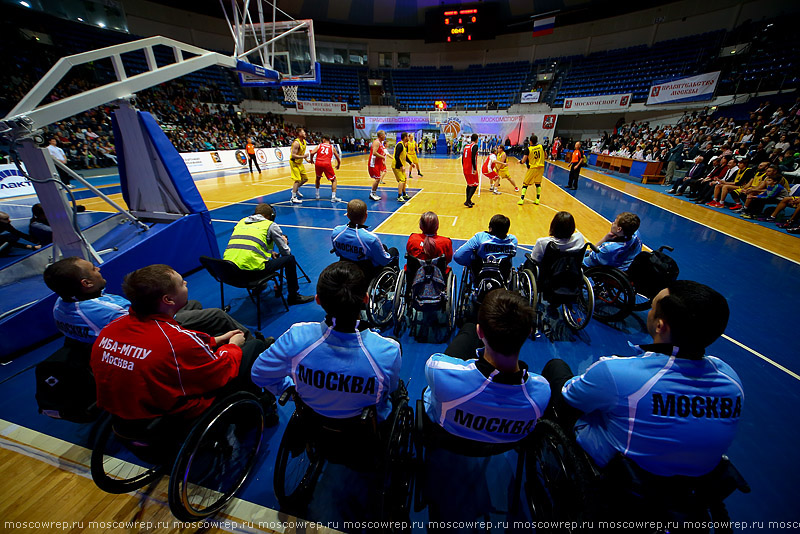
[
  {"x1": 492, "y1": 189, "x2": 502, "y2": 195},
  {"x1": 288, "y1": 293, "x2": 314, "y2": 305},
  {"x1": 291, "y1": 197, "x2": 302, "y2": 204},
  {"x1": 331, "y1": 195, "x2": 342, "y2": 202},
  {"x1": 517, "y1": 199, "x2": 524, "y2": 205},
  {"x1": 727, "y1": 203, "x2": 742, "y2": 210},
  {"x1": 741, "y1": 213, "x2": 754, "y2": 219},
  {"x1": 533, "y1": 198, "x2": 540, "y2": 205},
  {"x1": 418, "y1": 172, "x2": 424, "y2": 177},
  {"x1": 667, "y1": 189, "x2": 677, "y2": 194},
  {"x1": 296, "y1": 191, "x2": 304, "y2": 198},
  {"x1": 402, "y1": 194, "x2": 411, "y2": 201},
  {"x1": 397, "y1": 195, "x2": 406, "y2": 202},
  {"x1": 786, "y1": 226, "x2": 800, "y2": 234},
  {"x1": 464, "y1": 201, "x2": 474, "y2": 208},
  {"x1": 758, "y1": 216, "x2": 776, "y2": 222},
  {"x1": 369, "y1": 192, "x2": 381, "y2": 201},
  {"x1": 705, "y1": 201, "x2": 720, "y2": 207},
  {"x1": 777, "y1": 221, "x2": 791, "y2": 228},
  {"x1": 514, "y1": 187, "x2": 520, "y2": 192},
  {"x1": 315, "y1": 189, "x2": 320, "y2": 199}
]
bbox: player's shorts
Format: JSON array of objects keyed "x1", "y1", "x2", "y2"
[
  {"x1": 392, "y1": 167, "x2": 407, "y2": 183},
  {"x1": 484, "y1": 171, "x2": 499, "y2": 180},
  {"x1": 408, "y1": 153, "x2": 419, "y2": 165},
  {"x1": 369, "y1": 164, "x2": 385, "y2": 180},
  {"x1": 290, "y1": 160, "x2": 308, "y2": 182},
  {"x1": 497, "y1": 166, "x2": 511, "y2": 179},
  {"x1": 524, "y1": 167, "x2": 544, "y2": 186},
  {"x1": 316, "y1": 164, "x2": 336, "y2": 180},
  {"x1": 464, "y1": 172, "x2": 479, "y2": 187}
]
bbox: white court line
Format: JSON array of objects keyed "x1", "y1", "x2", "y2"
[
  {"x1": 721, "y1": 334, "x2": 800, "y2": 381},
  {"x1": 452, "y1": 216, "x2": 458, "y2": 226},
  {"x1": 372, "y1": 187, "x2": 425, "y2": 234},
  {"x1": 570, "y1": 163, "x2": 800, "y2": 267}
]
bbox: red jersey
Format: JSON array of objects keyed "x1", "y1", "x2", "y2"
[
  {"x1": 482, "y1": 154, "x2": 497, "y2": 176},
  {"x1": 91, "y1": 312, "x2": 242, "y2": 420},
  {"x1": 315, "y1": 142, "x2": 335, "y2": 166},
  {"x1": 369, "y1": 141, "x2": 386, "y2": 171},
  {"x1": 462, "y1": 143, "x2": 478, "y2": 177},
  {"x1": 406, "y1": 233, "x2": 453, "y2": 263}
]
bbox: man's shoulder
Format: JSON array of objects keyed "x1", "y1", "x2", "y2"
[{"x1": 426, "y1": 353, "x2": 477, "y2": 372}]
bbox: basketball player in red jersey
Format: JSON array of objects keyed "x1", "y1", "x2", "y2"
[
  {"x1": 462, "y1": 133, "x2": 479, "y2": 207},
  {"x1": 368, "y1": 130, "x2": 388, "y2": 201},
  {"x1": 309, "y1": 135, "x2": 342, "y2": 202},
  {"x1": 482, "y1": 147, "x2": 501, "y2": 195}
]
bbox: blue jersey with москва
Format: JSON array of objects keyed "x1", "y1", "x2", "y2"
[
  {"x1": 562, "y1": 345, "x2": 744, "y2": 477},
  {"x1": 53, "y1": 293, "x2": 129, "y2": 343},
  {"x1": 250, "y1": 321, "x2": 402, "y2": 421},
  {"x1": 331, "y1": 223, "x2": 392, "y2": 267},
  {"x1": 582, "y1": 231, "x2": 642, "y2": 270},
  {"x1": 423, "y1": 349, "x2": 550, "y2": 443},
  {"x1": 453, "y1": 232, "x2": 518, "y2": 266}
]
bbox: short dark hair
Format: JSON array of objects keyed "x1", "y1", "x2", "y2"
[
  {"x1": 471, "y1": 133, "x2": 479, "y2": 142},
  {"x1": 316, "y1": 262, "x2": 367, "y2": 322},
  {"x1": 43, "y1": 257, "x2": 86, "y2": 299},
  {"x1": 550, "y1": 211, "x2": 576, "y2": 239},
  {"x1": 347, "y1": 199, "x2": 367, "y2": 224},
  {"x1": 478, "y1": 289, "x2": 534, "y2": 355},
  {"x1": 616, "y1": 212, "x2": 640, "y2": 237},
  {"x1": 254, "y1": 203, "x2": 275, "y2": 220},
  {"x1": 122, "y1": 264, "x2": 178, "y2": 316},
  {"x1": 488, "y1": 214, "x2": 510, "y2": 238},
  {"x1": 530, "y1": 135, "x2": 538, "y2": 145},
  {"x1": 654, "y1": 281, "x2": 729, "y2": 358},
  {"x1": 401, "y1": 132, "x2": 408, "y2": 141}
]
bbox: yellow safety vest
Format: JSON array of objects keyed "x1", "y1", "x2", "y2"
[{"x1": 223, "y1": 217, "x2": 275, "y2": 270}]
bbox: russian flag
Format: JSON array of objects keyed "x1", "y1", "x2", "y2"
[{"x1": 532, "y1": 16, "x2": 555, "y2": 37}]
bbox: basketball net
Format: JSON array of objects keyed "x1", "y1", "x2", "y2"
[{"x1": 282, "y1": 85, "x2": 298, "y2": 102}]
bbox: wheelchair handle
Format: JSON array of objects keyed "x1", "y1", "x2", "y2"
[
  {"x1": 658, "y1": 245, "x2": 675, "y2": 253},
  {"x1": 587, "y1": 242, "x2": 600, "y2": 253},
  {"x1": 278, "y1": 386, "x2": 296, "y2": 406}
]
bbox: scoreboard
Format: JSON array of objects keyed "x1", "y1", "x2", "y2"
[{"x1": 425, "y1": 4, "x2": 497, "y2": 43}]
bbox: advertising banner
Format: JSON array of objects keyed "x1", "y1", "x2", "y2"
[
  {"x1": 562, "y1": 93, "x2": 632, "y2": 112},
  {"x1": 296, "y1": 100, "x2": 349, "y2": 114},
  {"x1": 521, "y1": 91, "x2": 541, "y2": 103},
  {"x1": 0, "y1": 163, "x2": 35, "y2": 199},
  {"x1": 646, "y1": 72, "x2": 720, "y2": 105},
  {"x1": 352, "y1": 114, "x2": 557, "y2": 145},
  {"x1": 177, "y1": 145, "x2": 339, "y2": 174}
]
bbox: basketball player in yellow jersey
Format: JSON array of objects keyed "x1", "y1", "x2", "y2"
[
  {"x1": 290, "y1": 128, "x2": 311, "y2": 204},
  {"x1": 518, "y1": 134, "x2": 545, "y2": 205},
  {"x1": 406, "y1": 133, "x2": 423, "y2": 178},
  {"x1": 494, "y1": 145, "x2": 519, "y2": 192}
]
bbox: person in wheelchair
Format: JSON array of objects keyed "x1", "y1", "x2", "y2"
[
  {"x1": 542, "y1": 280, "x2": 743, "y2": 477},
  {"x1": 424, "y1": 289, "x2": 550, "y2": 443},
  {"x1": 406, "y1": 211, "x2": 453, "y2": 265},
  {"x1": 527, "y1": 211, "x2": 585, "y2": 268},
  {"x1": 583, "y1": 211, "x2": 642, "y2": 270},
  {"x1": 251, "y1": 261, "x2": 402, "y2": 421},
  {"x1": 331, "y1": 199, "x2": 399, "y2": 282},
  {"x1": 90, "y1": 264, "x2": 271, "y2": 422},
  {"x1": 454, "y1": 213, "x2": 517, "y2": 282}
]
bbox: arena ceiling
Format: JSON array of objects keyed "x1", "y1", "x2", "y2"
[{"x1": 147, "y1": 0, "x2": 680, "y2": 39}]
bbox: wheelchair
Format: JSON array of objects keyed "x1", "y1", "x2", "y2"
[
  {"x1": 391, "y1": 255, "x2": 457, "y2": 341},
  {"x1": 585, "y1": 246, "x2": 679, "y2": 323},
  {"x1": 90, "y1": 391, "x2": 266, "y2": 521},
  {"x1": 525, "y1": 242, "x2": 596, "y2": 331},
  {"x1": 527, "y1": 419, "x2": 750, "y2": 533},
  {"x1": 273, "y1": 383, "x2": 415, "y2": 526},
  {"x1": 455, "y1": 255, "x2": 536, "y2": 325},
  {"x1": 332, "y1": 255, "x2": 401, "y2": 329}
]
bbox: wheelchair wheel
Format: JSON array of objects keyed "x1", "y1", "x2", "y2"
[
  {"x1": 273, "y1": 411, "x2": 324, "y2": 511},
  {"x1": 518, "y1": 269, "x2": 538, "y2": 309},
  {"x1": 526, "y1": 419, "x2": 591, "y2": 532},
  {"x1": 367, "y1": 267, "x2": 398, "y2": 328},
  {"x1": 168, "y1": 392, "x2": 265, "y2": 522},
  {"x1": 561, "y1": 275, "x2": 594, "y2": 331},
  {"x1": 455, "y1": 266, "x2": 473, "y2": 326},
  {"x1": 585, "y1": 267, "x2": 634, "y2": 322},
  {"x1": 90, "y1": 413, "x2": 168, "y2": 494},
  {"x1": 392, "y1": 269, "x2": 407, "y2": 337},
  {"x1": 381, "y1": 395, "x2": 415, "y2": 529},
  {"x1": 445, "y1": 270, "x2": 457, "y2": 335}
]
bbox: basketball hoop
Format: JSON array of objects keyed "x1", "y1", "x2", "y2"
[{"x1": 282, "y1": 85, "x2": 298, "y2": 102}]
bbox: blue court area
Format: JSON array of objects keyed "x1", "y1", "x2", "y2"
[{"x1": 0, "y1": 172, "x2": 797, "y2": 531}]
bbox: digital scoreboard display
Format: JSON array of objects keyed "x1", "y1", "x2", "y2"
[{"x1": 425, "y1": 4, "x2": 497, "y2": 43}]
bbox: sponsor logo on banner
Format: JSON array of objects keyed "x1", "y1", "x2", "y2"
[
  {"x1": 355, "y1": 117, "x2": 365, "y2": 129},
  {"x1": 273, "y1": 148, "x2": 283, "y2": 162},
  {"x1": 295, "y1": 100, "x2": 349, "y2": 115},
  {"x1": 0, "y1": 164, "x2": 36, "y2": 199},
  {"x1": 235, "y1": 150, "x2": 247, "y2": 165},
  {"x1": 210, "y1": 152, "x2": 223, "y2": 166},
  {"x1": 443, "y1": 117, "x2": 463, "y2": 137},
  {"x1": 646, "y1": 72, "x2": 720, "y2": 105},
  {"x1": 542, "y1": 115, "x2": 556, "y2": 129},
  {"x1": 256, "y1": 149, "x2": 268, "y2": 164},
  {"x1": 521, "y1": 91, "x2": 541, "y2": 103},
  {"x1": 561, "y1": 94, "x2": 632, "y2": 112}
]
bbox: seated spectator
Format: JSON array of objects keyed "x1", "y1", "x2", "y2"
[
  {"x1": 684, "y1": 157, "x2": 725, "y2": 199},
  {"x1": 28, "y1": 203, "x2": 52, "y2": 245},
  {"x1": 406, "y1": 211, "x2": 453, "y2": 265},
  {"x1": 667, "y1": 156, "x2": 705, "y2": 195},
  {"x1": 251, "y1": 261, "x2": 402, "y2": 421},
  {"x1": 741, "y1": 166, "x2": 789, "y2": 219},
  {"x1": 223, "y1": 203, "x2": 313, "y2": 305},
  {"x1": 0, "y1": 211, "x2": 41, "y2": 255},
  {"x1": 761, "y1": 194, "x2": 800, "y2": 224},
  {"x1": 43, "y1": 257, "x2": 256, "y2": 345},
  {"x1": 453, "y1": 214, "x2": 518, "y2": 276},
  {"x1": 527, "y1": 211, "x2": 585, "y2": 266},
  {"x1": 708, "y1": 158, "x2": 755, "y2": 207},
  {"x1": 583, "y1": 212, "x2": 642, "y2": 270},
  {"x1": 423, "y1": 289, "x2": 550, "y2": 443},
  {"x1": 725, "y1": 161, "x2": 768, "y2": 211},
  {"x1": 331, "y1": 199, "x2": 399, "y2": 280},
  {"x1": 694, "y1": 158, "x2": 738, "y2": 204},
  {"x1": 90, "y1": 264, "x2": 270, "y2": 421},
  {"x1": 541, "y1": 281, "x2": 742, "y2": 477}
]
